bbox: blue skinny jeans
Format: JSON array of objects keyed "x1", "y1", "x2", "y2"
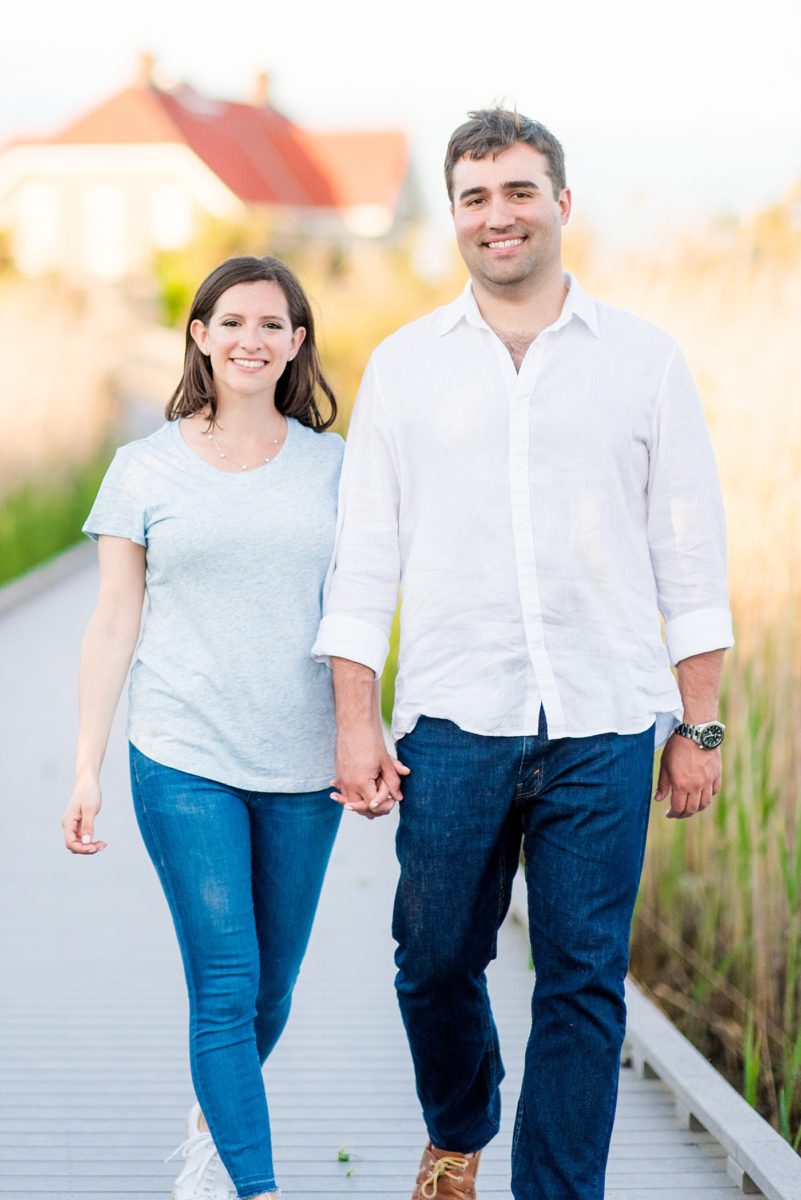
[
  {"x1": 393, "y1": 713, "x2": 654, "y2": 1200},
  {"x1": 129, "y1": 743, "x2": 342, "y2": 1199}
]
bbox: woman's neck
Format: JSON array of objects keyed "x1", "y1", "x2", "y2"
[{"x1": 208, "y1": 390, "x2": 282, "y2": 437}]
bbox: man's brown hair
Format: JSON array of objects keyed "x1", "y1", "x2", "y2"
[{"x1": 444, "y1": 108, "x2": 566, "y2": 201}]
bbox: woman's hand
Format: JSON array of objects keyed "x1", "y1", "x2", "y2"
[
  {"x1": 62, "y1": 776, "x2": 107, "y2": 854},
  {"x1": 330, "y1": 754, "x2": 410, "y2": 819},
  {"x1": 330, "y1": 737, "x2": 410, "y2": 820},
  {"x1": 64, "y1": 535, "x2": 145, "y2": 856}
]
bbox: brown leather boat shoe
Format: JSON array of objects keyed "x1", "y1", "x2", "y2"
[{"x1": 412, "y1": 1141, "x2": 481, "y2": 1199}]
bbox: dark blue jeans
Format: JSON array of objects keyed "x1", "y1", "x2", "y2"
[
  {"x1": 393, "y1": 714, "x2": 654, "y2": 1200},
  {"x1": 129, "y1": 744, "x2": 341, "y2": 1199}
]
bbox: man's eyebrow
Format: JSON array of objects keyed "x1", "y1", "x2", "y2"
[
  {"x1": 457, "y1": 186, "x2": 488, "y2": 201},
  {"x1": 457, "y1": 180, "x2": 541, "y2": 202}
]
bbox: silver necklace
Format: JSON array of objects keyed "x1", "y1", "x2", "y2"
[{"x1": 205, "y1": 420, "x2": 285, "y2": 471}]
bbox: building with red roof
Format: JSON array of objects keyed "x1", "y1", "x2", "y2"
[{"x1": 0, "y1": 57, "x2": 418, "y2": 278}]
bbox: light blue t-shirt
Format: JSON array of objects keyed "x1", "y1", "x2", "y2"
[{"x1": 84, "y1": 417, "x2": 343, "y2": 791}]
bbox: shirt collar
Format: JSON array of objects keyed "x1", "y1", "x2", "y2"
[
  {"x1": 562, "y1": 273, "x2": 600, "y2": 338},
  {"x1": 436, "y1": 272, "x2": 600, "y2": 339}
]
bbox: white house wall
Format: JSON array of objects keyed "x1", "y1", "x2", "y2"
[{"x1": 0, "y1": 144, "x2": 245, "y2": 278}]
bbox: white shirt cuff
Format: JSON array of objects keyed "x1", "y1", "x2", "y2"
[
  {"x1": 665, "y1": 607, "x2": 734, "y2": 666},
  {"x1": 311, "y1": 614, "x2": 389, "y2": 677}
]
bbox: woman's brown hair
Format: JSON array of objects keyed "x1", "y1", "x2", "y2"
[{"x1": 165, "y1": 256, "x2": 337, "y2": 430}]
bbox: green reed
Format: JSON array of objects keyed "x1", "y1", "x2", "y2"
[
  {"x1": 0, "y1": 452, "x2": 112, "y2": 587},
  {"x1": 381, "y1": 606, "x2": 801, "y2": 1143},
  {"x1": 631, "y1": 614, "x2": 801, "y2": 1144}
]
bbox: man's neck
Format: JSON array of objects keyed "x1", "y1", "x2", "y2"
[{"x1": 471, "y1": 267, "x2": 569, "y2": 370}]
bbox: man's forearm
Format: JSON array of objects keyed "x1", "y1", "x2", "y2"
[
  {"x1": 330, "y1": 657, "x2": 407, "y2": 815},
  {"x1": 332, "y1": 657, "x2": 380, "y2": 736},
  {"x1": 675, "y1": 648, "x2": 725, "y2": 720},
  {"x1": 656, "y1": 647, "x2": 726, "y2": 819}
]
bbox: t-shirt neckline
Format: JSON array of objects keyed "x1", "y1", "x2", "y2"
[{"x1": 171, "y1": 414, "x2": 296, "y2": 478}]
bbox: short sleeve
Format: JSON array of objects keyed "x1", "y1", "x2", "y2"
[{"x1": 83, "y1": 448, "x2": 147, "y2": 546}]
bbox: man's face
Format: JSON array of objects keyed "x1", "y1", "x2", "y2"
[{"x1": 450, "y1": 143, "x2": 571, "y2": 292}]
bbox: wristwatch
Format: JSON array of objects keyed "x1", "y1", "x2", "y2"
[{"x1": 674, "y1": 721, "x2": 725, "y2": 750}]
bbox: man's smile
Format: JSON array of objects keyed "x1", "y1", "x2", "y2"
[{"x1": 484, "y1": 236, "x2": 527, "y2": 251}]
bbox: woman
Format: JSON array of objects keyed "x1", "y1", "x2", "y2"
[{"x1": 61, "y1": 256, "x2": 380, "y2": 1200}]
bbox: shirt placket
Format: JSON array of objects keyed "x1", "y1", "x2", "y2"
[{"x1": 494, "y1": 334, "x2": 565, "y2": 736}]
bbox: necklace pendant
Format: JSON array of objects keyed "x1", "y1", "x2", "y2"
[{"x1": 205, "y1": 422, "x2": 283, "y2": 472}]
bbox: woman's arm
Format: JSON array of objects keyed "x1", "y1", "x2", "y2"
[{"x1": 62, "y1": 536, "x2": 146, "y2": 855}]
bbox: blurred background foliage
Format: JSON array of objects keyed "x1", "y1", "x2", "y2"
[{"x1": 1, "y1": 201, "x2": 800, "y2": 1143}]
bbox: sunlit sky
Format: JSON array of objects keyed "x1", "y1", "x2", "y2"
[{"x1": 2, "y1": 0, "x2": 800, "y2": 244}]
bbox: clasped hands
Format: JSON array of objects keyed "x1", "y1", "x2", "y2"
[{"x1": 330, "y1": 728, "x2": 409, "y2": 819}]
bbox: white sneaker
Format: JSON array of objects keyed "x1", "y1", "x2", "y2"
[{"x1": 166, "y1": 1102, "x2": 237, "y2": 1199}]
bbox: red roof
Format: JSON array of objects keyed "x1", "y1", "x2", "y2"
[
  {"x1": 30, "y1": 80, "x2": 408, "y2": 214},
  {"x1": 299, "y1": 130, "x2": 409, "y2": 211},
  {"x1": 156, "y1": 89, "x2": 335, "y2": 207},
  {"x1": 40, "y1": 86, "x2": 180, "y2": 145}
]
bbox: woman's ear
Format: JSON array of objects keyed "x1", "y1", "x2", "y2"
[
  {"x1": 289, "y1": 326, "x2": 307, "y2": 360},
  {"x1": 190, "y1": 319, "x2": 210, "y2": 357}
]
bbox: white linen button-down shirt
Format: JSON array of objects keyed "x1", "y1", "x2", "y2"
[{"x1": 312, "y1": 275, "x2": 733, "y2": 746}]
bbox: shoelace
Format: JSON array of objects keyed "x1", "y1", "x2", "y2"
[
  {"x1": 165, "y1": 1131, "x2": 226, "y2": 1198},
  {"x1": 420, "y1": 1154, "x2": 469, "y2": 1198}
]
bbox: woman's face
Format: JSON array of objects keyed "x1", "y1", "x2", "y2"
[{"x1": 190, "y1": 280, "x2": 306, "y2": 402}]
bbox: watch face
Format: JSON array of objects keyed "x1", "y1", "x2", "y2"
[{"x1": 700, "y1": 724, "x2": 724, "y2": 749}]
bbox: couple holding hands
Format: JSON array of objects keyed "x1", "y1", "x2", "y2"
[{"x1": 62, "y1": 108, "x2": 732, "y2": 1200}]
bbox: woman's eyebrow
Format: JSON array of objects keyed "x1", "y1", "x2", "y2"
[{"x1": 217, "y1": 312, "x2": 287, "y2": 320}]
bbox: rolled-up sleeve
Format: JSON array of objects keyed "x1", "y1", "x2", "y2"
[
  {"x1": 646, "y1": 345, "x2": 734, "y2": 665},
  {"x1": 311, "y1": 356, "x2": 401, "y2": 676}
]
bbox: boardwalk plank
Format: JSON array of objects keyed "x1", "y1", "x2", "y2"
[{"x1": 0, "y1": 562, "x2": 746, "y2": 1199}]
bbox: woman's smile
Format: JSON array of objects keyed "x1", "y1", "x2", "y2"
[{"x1": 231, "y1": 357, "x2": 268, "y2": 371}]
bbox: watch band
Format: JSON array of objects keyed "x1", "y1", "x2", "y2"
[{"x1": 674, "y1": 721, "x2": 725, "y2": 750}]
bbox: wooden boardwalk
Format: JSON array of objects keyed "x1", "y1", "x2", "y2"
[{"x1": 0, "y1": 560, "x2": 742, "y2": 1198}]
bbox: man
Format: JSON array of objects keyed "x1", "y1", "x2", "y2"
[{"x1": 312, "y1": 108, "x2": 732, "y2": 1200}]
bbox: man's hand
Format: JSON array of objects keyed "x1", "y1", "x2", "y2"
[
  {"x1": 654, "y1": 733, "x2": 722, "y2": 819},
  {"x1": 330, "y1": 657, "x2": 410, "y2": 819},
  {"x1": 330, "y1": 726, "x2": 409, "y2": 819},
  {"x1": 656, "y1": 648, "x2": 726, "y2": 819}
]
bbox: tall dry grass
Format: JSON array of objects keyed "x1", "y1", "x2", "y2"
[
  {"x1": 571, "y1": 206, "x2": 801, "y2": 1141},
  {"x1": 0, "y1": 276, "x2": 150, "y2": 581},
  {"x1": 0, "y1": 278, "x2": 133, "y2": 492},
  {"x1": 3, "y1": 207, "x2": 799, "y2": 1136},
  {"x1": 571, "y1": 208, "x2": 801, "y2": 629},
  {"x1": 307, "y1": 216, "x2": 801, "y2": 1141},
  {"x1": 363, "y1": 207, "x2": 801, "y2": 1140}
]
